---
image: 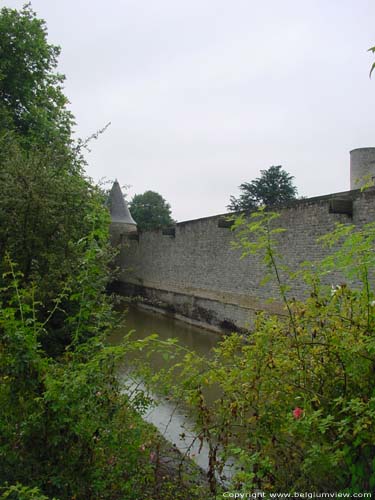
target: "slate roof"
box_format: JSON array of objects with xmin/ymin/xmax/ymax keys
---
[{"xmin": 108, "ymin": 180, "xmax": 137, "ymax": 225}]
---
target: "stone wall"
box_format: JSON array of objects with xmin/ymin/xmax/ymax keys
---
[{"xmin": 116, "ymin": 188, "xmax": 375, "ymax": 332}]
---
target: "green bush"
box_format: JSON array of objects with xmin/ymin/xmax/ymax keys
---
[
  {"xmin": 0, "ymin": 483, "xmax": 55, "ymax": 500},
  {"xmin": 0, "ymin": 3, "xmax": 115, "ymax": 353},
  {"xmin": 0, "ymin": 5, "xmax": 209, "ymax": 499},
  {"xmin": 0, "ymin": 254, "xmax": 157, "ymax": 499},
  {"xmin": 164, "ymin": 210, "xmax": 375, "ymax": 493}
]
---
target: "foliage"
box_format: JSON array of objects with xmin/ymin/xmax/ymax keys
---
[
  {"xmin": 0, "ymin": 134, "xmax": 105, "ymax": 280},
  {"xmin": 0, "ymin": 483, "xmax": 55, "ymax": 500},
  {"xmin": 0, "ymin": 253, "xmax": 210, "ymax": 500},
  {"xmin": 0, "ymin": 255, "xmax": 159, "ymax": 499},
  {"xmin": 129, "ymin": 190, "xmax": 175, "ymax": 231},
  {"xmin": 228, "ymin": 165, "xmax": 298, "ymax": 212},
  {"xmin": 0, "ymin": 4, "xmax": 73, "ymax": 151},
  {"xmin": 156, "ymin": 209, "xmax": 375, "ymax": 493},
  {"xmin": 369, "ymin": 45, "xmax": 375, "ymax": 77},
  {"xmin": 0, "ymin": 2, "xmax": 114, "ymax": 350},
  {"xmin": 0, "ymin": 5, "xmax": 210, "ymax": 500},
  {"xmin": 0, "ymin": 137, "xmax": 116, "ymax": 356}
]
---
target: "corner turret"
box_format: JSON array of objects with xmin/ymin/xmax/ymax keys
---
[
  {"xmin": 350, "ymin": 148, "xmax": 375, "ymax": 190},
  {"xmin": 108, "ymin": 180, "xmax": 137, "ymax": 244}
]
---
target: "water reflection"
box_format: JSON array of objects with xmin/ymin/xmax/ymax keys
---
[
  {"xmin": 109, "ymin": 304, "xmax": 219, "ymax": 356},
  {"xmin": 108, "ymin": 304, "xmax": 224, "ymax": 472}
]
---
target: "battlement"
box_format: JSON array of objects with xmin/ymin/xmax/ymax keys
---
[{"xmin": 111, "ymin": 150, "xmax": 375, "ymax": 333}]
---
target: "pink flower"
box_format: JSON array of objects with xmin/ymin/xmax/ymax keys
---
[{"xmin": 293, "ymin": 407, "xmax": 303, "ymax": 419}]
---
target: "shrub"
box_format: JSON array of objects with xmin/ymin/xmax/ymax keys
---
[{"xmin": 164, "ymin": 210, "xmax": 375, "ymax": 493}]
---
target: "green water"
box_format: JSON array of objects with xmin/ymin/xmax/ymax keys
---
[
  {"xmin": 109, "ymin": 304, "xmax": 219, "ymax": 357},
  {"xmin": 108, "ymin": 304, "xmax": 223, "ymax": 472}
]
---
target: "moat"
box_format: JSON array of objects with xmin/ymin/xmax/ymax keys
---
[{"xmin": 108, "ymin": 304, "xmax": 221, "ymax": 471}]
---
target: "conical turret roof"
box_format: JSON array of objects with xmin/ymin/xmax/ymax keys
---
[{"xmin": 108, "ymin": 180, "xmax": 137, "ymax": 225}]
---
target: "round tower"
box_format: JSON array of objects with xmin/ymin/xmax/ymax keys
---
[
  {"xmin": 108, "ymin": 180, "xmax": 137, "ymax": 245},
  {"xmin": 350, "ymin": 148, "xmax": 375, "ymax": 190}
]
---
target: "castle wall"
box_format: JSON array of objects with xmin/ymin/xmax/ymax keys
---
[{"xmin": 117, "ymin": 188, "xmax": 375, "ymax": 333}]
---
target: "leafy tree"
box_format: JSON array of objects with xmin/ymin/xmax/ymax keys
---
[
  {"xmin": 0, "ymin": 4, "xmax": 73, "ymax": 150},
  {"xmin": 0, "ymin": 4, "xmax": 106, "ymax": 319},
  {"xmin": 0, "ymin": 138, "xmax": 101, "ymax": 279},
  {"xmin": 228, "ymin": 165, "xmax": 298, "ymax": 212},
  {"xmin": 129, "ymin": 190, "xmax": 175, "ymax": 231},
  {"xmin": 0, "ymin": 6, "xmax": 210, "ymax": 499},
  {"xmin": 0, "ymin": 2, "xmax": 92, "ymax": 310}
]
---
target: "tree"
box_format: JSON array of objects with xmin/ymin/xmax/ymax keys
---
[
  {"xmin": 0, "ymin": 4, "xmax": 74, "ymax": 150},
  {"xmin": 129, "ymin": 190, "xmax": 175, "ymax": 231},
  {"xmin": 0, "ymin": 7, "xmax": 207, "ymax": 500},
  {"xmin": 0, "ymin": 4, "xmax": 110, "ymax": 345},
  {"xmin": 227, "ymin": 165, "xmax": 298, "ymax": 212}
]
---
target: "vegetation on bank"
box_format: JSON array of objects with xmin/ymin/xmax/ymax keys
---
[
  {"xmin": 0, "ymin": 4, "xmax": 208, "ymax": 499},
  {"xmin": 152, "ymin": 210, "xmax": 375, "ymax": 494}
]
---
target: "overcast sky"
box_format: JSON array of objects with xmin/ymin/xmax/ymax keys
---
[{"xmin": 3, "ymin": 0, "xmax": 375, "ymax": 221}]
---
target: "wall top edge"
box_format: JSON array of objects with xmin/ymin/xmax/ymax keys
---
[
  {"xmin": 174, "ymin": 188, "xmax": 374, "ymax": 226},
  {"xmin": 350, "ymin": 147, "xmax": 375, "ymax": 153},
  {"xmin": 135, "ymin": 187, "xmax": 375, "ymax": 234}
]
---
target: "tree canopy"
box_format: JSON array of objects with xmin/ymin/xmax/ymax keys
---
[
  {"xmin": 0, "ymin": 7, "xmax": 209, "ymax": 500},
  {"xmin": 0, "ymin": 4, "xmax": 73, "ymax": 150},
  {"xmin": 228, "ymin": 165, "xmax": 298, "ymax": 212},
  {"xmin": 129, "ymin": 190, "xmax": 175, "ymax": 231},
  {"xmin": 0, "ymin": 4, "xmax": 107, "ymax": 311}
]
